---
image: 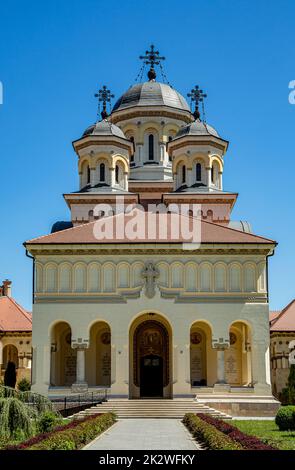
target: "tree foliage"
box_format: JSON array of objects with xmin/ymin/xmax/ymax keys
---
[{"xmin": 0, "ymin": 397, "xmax": 34, "ymax": 439}]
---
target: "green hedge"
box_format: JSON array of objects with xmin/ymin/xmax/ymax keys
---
[
  {"xmin": 28, "ymin": 412, "xmax": 116, "ymax": 450},
  {"xmin": 275, "ymin": 406, "xmax": 295, "ymax": 431},
  {"xmin": 183, "ymin": 413, "xmax": 242, "ymax": 450}
]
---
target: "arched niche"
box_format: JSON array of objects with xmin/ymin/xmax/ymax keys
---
[{"xmin": 86, "ymin": 321, "xmax": 111, "ymax": 387}]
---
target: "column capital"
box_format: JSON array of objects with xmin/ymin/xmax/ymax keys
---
[
  {"xmin": 212, "ymin": 338, "xmax": 230, "ymax": 350},
  {"xmin": 71, "ymin": 339, "xmax": 89, "ymax": 349}
]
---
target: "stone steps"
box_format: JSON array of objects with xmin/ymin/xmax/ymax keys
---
[{"xmin": 73, "ymin": 399, "xmax": 232, "ymax": 420}]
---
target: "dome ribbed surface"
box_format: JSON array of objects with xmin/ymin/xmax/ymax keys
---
[
  {"xmin": 112, "ymin": 81, "xmax": 190, "ymax": 112},
  {"xmin": 83, "ymin": 120, "xmax": 126, "ymax": 138},
  {"xmin": 175, "ymin": 119, "xmax": 219, "ymax": 139}
]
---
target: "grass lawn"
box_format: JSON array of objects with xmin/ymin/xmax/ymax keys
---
[{"xmin": 232, "ymin": 420, "xmax": 295, "ymax": 450}]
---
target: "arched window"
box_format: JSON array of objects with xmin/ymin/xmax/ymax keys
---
[
  {"xmin": 182, "ymin": 165, "xmax": 186, "ymax": 184},
  {"xmin": 99, "ymin": 163, "xmax": 105, "ymax": 182},
  {"xmin": 211, "ymin": 166, "xmax": 214, "ymax": 184},
  {"xmin": 196, "ymin": 163, "xmax": 201, "ymax": 181},
  {"xmin": 87, "ymin": 166, "xmax": 90, "ymax": 184},
  {"xmin": 148, "ymin": 134, "xmax": 154, "ymax": 160},
  {"xmin": 115, "ymin": 165, "xmax": 119, "ymax": 184}
]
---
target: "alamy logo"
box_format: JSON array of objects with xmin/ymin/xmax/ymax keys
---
[
  {"xmin": 91, "ymin": 197, "xmax": 202, "ymax": 250},
  {"xmin": 288, "ymin": 80, "xmax": 295, "ymax": 104}
]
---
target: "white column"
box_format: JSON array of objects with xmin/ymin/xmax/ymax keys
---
[
  {"xmin": 218, "ymin": 171, "xmax": 223, "ymax": 190},
  {"xmin": 110, "ymin": 167, "xmax": 115, "ymax": 187},
  {"xmin": 187, "ymin": 168, "xmax": 193, "ymax": 187},
  {"xmin": 252, "ymin": 340, "xmax": 271, "ymax": 394},
  {"xmin": 159, "ymin": 143, "xmax": 166, "ymax": 166},
  {"xmin": 110, "ymin": 325, "xmax": 129, "ymax": 398},
  {"xmin": 137, "ymin": 143, "xmax": 143, "ymax": 165},
  {"xmin": 123, "ymin": 172, "xmax": 128, "ymax": 191},
  {"xmin": 76, "ymin": 348, "xmax": 86, "ymax": 384},
  {"xmin": 90, "ymin": 167, "xmax": 96, "ymax": 187},
  {"xmin": 206, "ymin": 167, "xmax": 211, "ymax": 187},
  {"xmin": 216, "ymin": 349, "xmax": 226, "ymax": 384}
]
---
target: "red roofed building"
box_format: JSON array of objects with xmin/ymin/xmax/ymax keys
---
[
  {"xmin": 270, "ymin": 300, "xmax": 295, "ymax": 398},
  {"xmin": 0, "ymin": 280, "xmax": 32, "ymax": 383},
  {"xmin": 24, "ymin": 48, "xmax": 279, "ymax": 416}
]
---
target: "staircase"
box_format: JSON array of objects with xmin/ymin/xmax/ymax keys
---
[{"xmin": 73, "ymin": 399, "xmax": 232, "ymax": 420}]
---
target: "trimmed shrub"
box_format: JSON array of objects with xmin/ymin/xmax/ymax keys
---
[
  {"xmin": 197, "ymin": 413, "xmax": 276, "ymax": 450},
  {"xmin": 183, "ymin": 413, "xmax": 242, "ymax": 450},
  {"xmin": 280, "ymin": 365, "xmax": 295, "ymax": 405},
  {"xmin": 37, "ymin": 410, "xmax": 62, "ymax": 433},
  {"xmin": 17, "ymin": 378, "xmax": 31, "ymax": 392},
  {"xmin": 6, "ymin": 412, "xmax": 116, "ymax": 450},
  {"xmin": 275, "ymin": 406, "xmax": 295, "ymax": 431}
]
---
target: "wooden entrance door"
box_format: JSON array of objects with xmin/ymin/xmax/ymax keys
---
[{"xmin": 140, "ymin": 354, "xmax": 163, "ymax": 397}]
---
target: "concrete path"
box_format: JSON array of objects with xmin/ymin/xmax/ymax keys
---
[{"xmin": 84, "ymin": 419, "xmax": 201, "ymax": 450}]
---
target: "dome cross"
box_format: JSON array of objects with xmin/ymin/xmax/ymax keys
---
[
  {"xmin": 187, "ymin": 85, "xmax": 207, "ymax": 120},
  {"xmin": 94, "ymin": 85, "xmax": 114, "ymax": 120},
  {"xmin": 139, "ymin": 44, "xmax": 165, "ymax": 81}
]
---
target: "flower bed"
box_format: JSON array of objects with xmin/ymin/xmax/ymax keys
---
[
  {"xmin": 197, "ymin": 414, "xmax": 277, "ymax": 451},
  {"xmin": 5, "ymin": 412, "xmax": 116, "ymax": 450},
  {"xmin": 183, "ymin": 413, "xmax": 242, "ymax": 450}
]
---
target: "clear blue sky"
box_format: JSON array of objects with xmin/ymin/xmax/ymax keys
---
[{"xmin": 0, "ymin": 0, "xmax": 294, "ymax": 311}]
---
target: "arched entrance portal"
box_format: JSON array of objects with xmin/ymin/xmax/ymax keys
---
[{"xmin": 130, "ymin": 314, "xmax": 172, "ymax": 398}]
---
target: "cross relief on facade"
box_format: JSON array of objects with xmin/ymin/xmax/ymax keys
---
[{"xmin": 141, "ymin": 262, "xmax": 160, "ymax": 299}]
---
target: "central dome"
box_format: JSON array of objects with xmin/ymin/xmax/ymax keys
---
[{"xmin": 112, "ymin": 81, "xmax": 191, "ymax": 113}]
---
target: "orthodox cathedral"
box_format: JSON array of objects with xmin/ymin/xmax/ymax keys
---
[{"xmin": 25, "ymin": 46, "xmax": 279, "ymax": 415}]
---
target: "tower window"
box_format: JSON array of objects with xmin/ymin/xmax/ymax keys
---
[
  {"xmin": 148, "ymin": 134, "xmax": 154, "ymax": 160},
  {"xmin": 182, "ymin": 165, "xmax": 186, "ymax": 184},
  {"xmin": 211, "ymin": 166, "xmax": 214, "ymax": 184},
  {"xmin": 196, "ymin": 163, "xmax": 201, "ymax": 181},
  {"xmin": 87, "ymin": 166, "xmax": 91, "ymax": 184},
  {"xmin": 115, "ymin": 165, "xmax": 119, "ymax": 184},
  {"xmin": 99, "ymin": 163, "xmax": 105, "ymax": 182}
]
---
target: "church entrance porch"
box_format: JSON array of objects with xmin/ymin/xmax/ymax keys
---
[{"xmin": 129, "ymin": 313, "xmax": 172, "ymax": 399}]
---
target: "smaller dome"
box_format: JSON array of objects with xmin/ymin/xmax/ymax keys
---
[
  {"xmin": 174, "ymin": 119, "xmax": 219, "ymax": 139},
  {"xmin": 83, "ymin": 119, "xmax": 126, "ymax": 139},
  {"xmin": 51, "ymin": 221, "xmax": 73, "ymax": 233}
]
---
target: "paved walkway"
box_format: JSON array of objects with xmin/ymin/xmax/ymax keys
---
[{"xmin": 85, "ymin": 419, "xmax": 201, "ymax": 450}]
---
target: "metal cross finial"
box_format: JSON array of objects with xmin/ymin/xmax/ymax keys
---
[
  {"xmin": 139, "ymin": 44, "xmax": 165, "ymax": 81},
  {"xmin": 94, "ymin": 85, "xmax": 114, "ymax": 120},
  {"xmin": 187, "ymin": 85, "xmax": 207, "ymax": 120}
]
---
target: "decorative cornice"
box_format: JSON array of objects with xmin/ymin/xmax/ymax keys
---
[
  {"xmin": 27, "ymin": 247, "xmax": 273, "ymax": 256},
  {"xmin": 0, "ymin": 331, "xmax": 31, "ymax": 337},
  {"xmin": 168, "ymin": 138, "xmax": 227, "ymax": 154},
  {"xmin": 73, "ymin": 139, "xmax": 132, "ymax": 154},
  {"xmin": 270, "ymin": 331, "xmax": 295, "ymax": 337},
  {"xmin": 111, "ymin": 108, "xmax": 193, "ymax": 125}
]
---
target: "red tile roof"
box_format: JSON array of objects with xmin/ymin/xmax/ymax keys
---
[
  {"xmin": 270, "ymin": 299, "xmax": 295, "ymax": 332},
  {"xmin": 269, "ymin": 310, "xmax": 280, "ymax": 324},
  {"xmin": 25, "ymin": 211, "xmax": 276, "ymax": 245},
  {"xmin": 0, "ymin": 297, "xmax": 32, "ymax": 332}
]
